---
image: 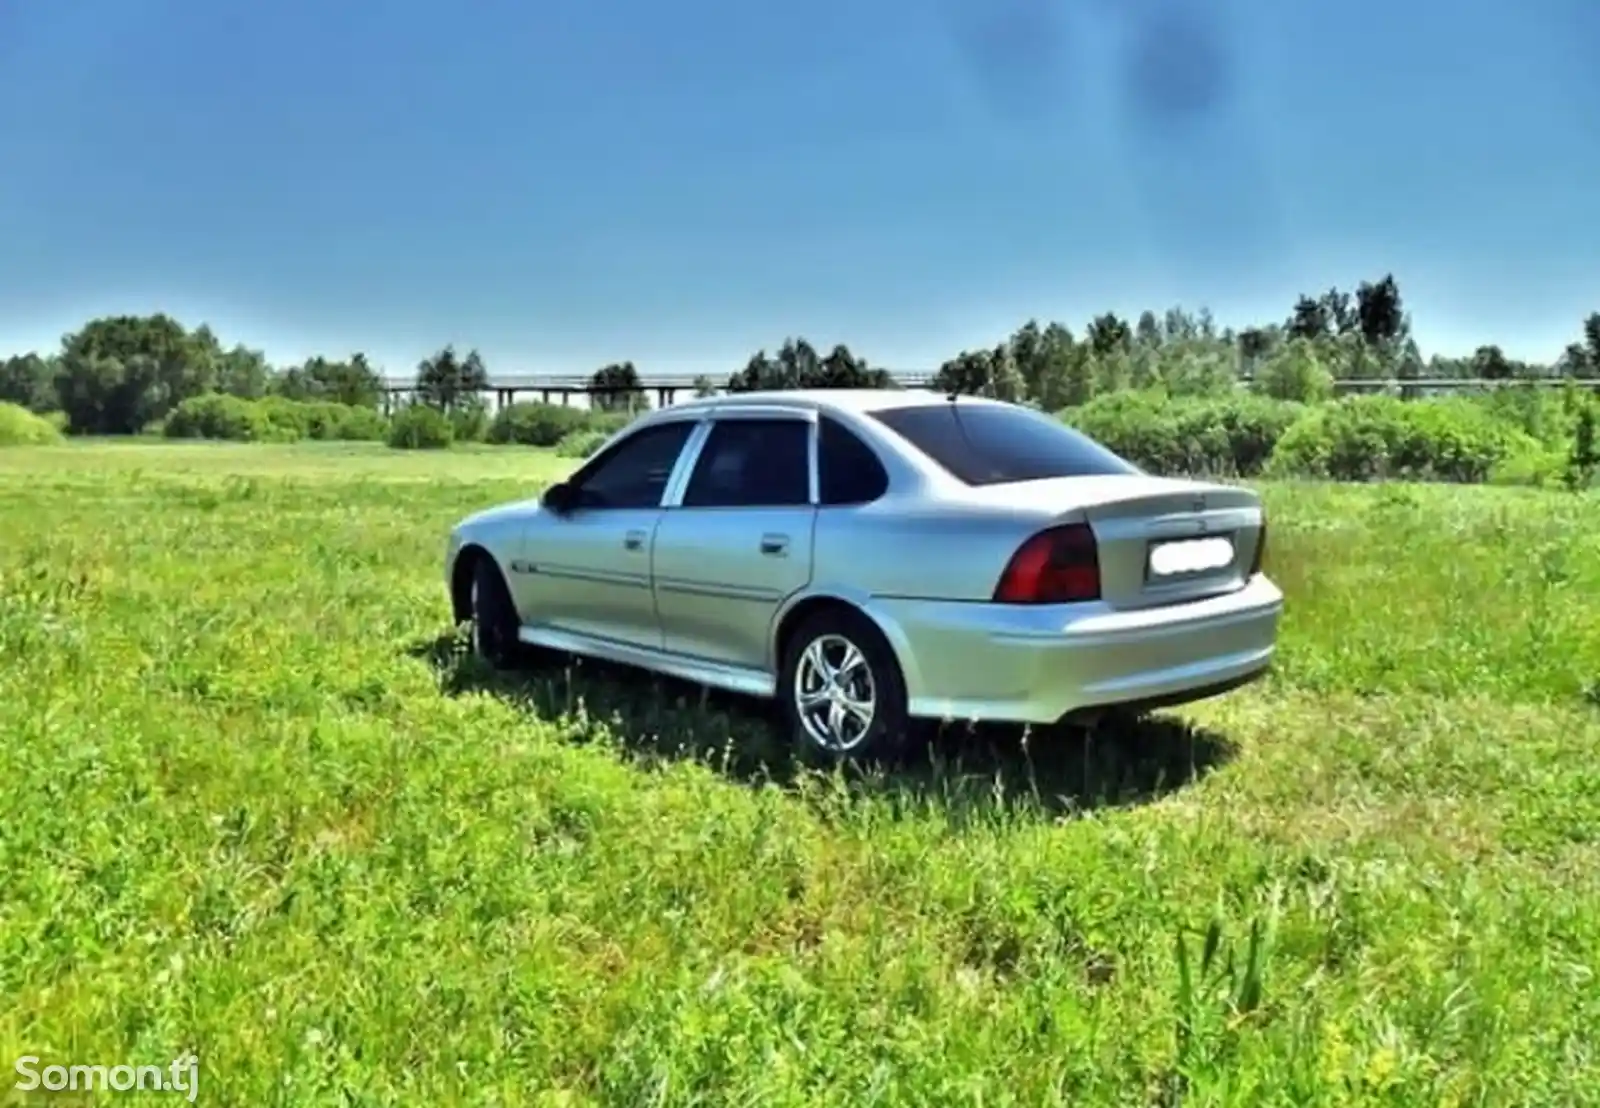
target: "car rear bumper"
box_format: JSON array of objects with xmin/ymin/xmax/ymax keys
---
[{"xmin": 872, "ymin": 574, "xmax": 1283, "ymax": 725}]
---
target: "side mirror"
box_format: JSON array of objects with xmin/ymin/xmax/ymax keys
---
[{"xmin": 541, "ymin": 482, "xmax": 575, "ymax": 514}]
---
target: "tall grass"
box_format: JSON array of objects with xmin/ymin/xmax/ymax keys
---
[{"xmin": 0, "ymin": 442, "xmax": 1596, "ymax": 1104}]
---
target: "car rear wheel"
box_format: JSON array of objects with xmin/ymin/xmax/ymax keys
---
[
  {"xmin": 469, "ymin": 558, "xmax": 523, "ymax": 669},
  {"xmin": 779, "ymin": 608, "xmax": 910, "ymax": 764}
]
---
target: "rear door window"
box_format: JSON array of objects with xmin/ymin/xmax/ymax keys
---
[
  {"xmin": 682, "ymin": 418, "xmax": 811, "ymax": 507},
  {"xmin": 868, "ymin": 401, "xmax": 1138, "ymax": 486}
]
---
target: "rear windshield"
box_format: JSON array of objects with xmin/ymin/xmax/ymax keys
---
[{"xmin": 868, "ymin": 401, "xmax": 1139, "ymax": 486}]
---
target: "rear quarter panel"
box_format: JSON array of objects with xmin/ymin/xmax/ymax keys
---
[{"xmin": 810, "ymin": 499, "xmax": 1043, "ymax": 601}]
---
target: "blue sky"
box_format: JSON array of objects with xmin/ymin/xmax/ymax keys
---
[{"xmin": 1, "ymin": 0, "xmax": 1596, "ymax": 378}]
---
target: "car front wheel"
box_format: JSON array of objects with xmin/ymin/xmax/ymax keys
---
[
  {"xmin": 469, "ymin": 558, "xmax": 523, "ymax": 669},
  {"xmin": 779, "ymin": 608, "xmax": 911, "ymax": 764}
]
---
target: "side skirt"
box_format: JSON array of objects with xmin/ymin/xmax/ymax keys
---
[{"xmin": 517, "ymin": 625, "xmax": 777, "ymax": 699}]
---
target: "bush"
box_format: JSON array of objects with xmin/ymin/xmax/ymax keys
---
[
  {"xmin": 1462, "ymin": 382, "xmax": 1577, "ymax": 447},
  {"xmin": 1250, "ymin": 338, "xmax": 1334, "ymax": 403},
  {"xmin": 1065, "ymin": 391, "xmax": 1304, "ymax": 477},
  {"xmin": 386, "ymin": 404, "xmax": 454, "ymax": 449},
  {"xmin": 164, "ymin": 394, "xmax": 385, "ymax": 442},
  {"xmin": 484, "ymin": 402, "xmax": 585, "ymax": 447},
  {"xmin": 586, "ymin": 409, "xmax": 634, "ymax": 435},
  {"xmin": 450, "ymin": 402, "xmax": 491, "ymax": 443},
  {"xmin": 0, "ymin": 402, "xmax": 65, "ymax": 446},
  {"xmin": 164, "ymin": 394, "xmax": 279, "ymax": 441},
  {"xmin": 1568, "ymin": 399, "xmax": 1598, "ymax": 491},
  {"xmin": 1490, "ymin": 446, "xmax": 1568, "ymax": 489},
  {"xmin": 309, "ymin": 402, "xmax": 387, "ymax": 441},
  {"xmin": 1267, "ymin": 395, "xmax": 1538, "ymax": 484},
  {"xmin": 260, "ymin": 397, "xmax": 387, "ymax": 441},
  {"xmin": 555, "ymin": 428, "xmax": 611, "ymax": 459}
]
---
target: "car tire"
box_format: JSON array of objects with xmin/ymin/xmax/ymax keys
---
[
  {"xmin": 469, "ymin": 557, "xmax": 524, "ymax": 670},
  {"xmin": 778, "ymin": 607, "xmax": 912, "ymax": 764}
]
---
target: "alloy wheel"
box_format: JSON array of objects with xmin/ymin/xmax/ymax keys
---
[{"xmin": 792, "ymin": 633, "xmax": 878, "ymax": 751}]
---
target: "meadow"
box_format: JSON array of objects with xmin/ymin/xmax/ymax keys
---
[{"xmin": 1, "ymin": 440, "xmax": 1598, "ymax": 1106}]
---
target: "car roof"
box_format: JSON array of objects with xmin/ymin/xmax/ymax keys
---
[{"xmin": 647, "ymin": 388, "xmax": 1010, "ymax": 420}]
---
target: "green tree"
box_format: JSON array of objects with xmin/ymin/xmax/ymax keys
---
[
  {"xmin": 1236, "ymin": 328, "xmax": 1275, "ymax": 377},
  {"xmin": 1056, "ymin": 346, "xmax": 1095, "ymax": 409},
  {"xmin": 1286, "ymin": 295, "xmax": 1328, "ymax": 341},
  {"xmin": 1355, "ymin": 275, "xmax": 1404, "ymax": 348},
  {"xmin": 933, "ymin": 347, "xmax": 1021, "ymax": 400},
  {"xmin": 1567, "ymin": 399, "xmax": 1597, "ymax": 490},
  {"xmin": 1030, "ymin": 322, "xmax": 1086, "ymax": 409},
  {"xmin": 1558, "ymin": 343, "xmax": 1590, "ymax": 379},
  {"xmin": 52, "ymin": 314, "xmax": 218, "ymax": 432},
  {"xmin": 1009, "ymin": 320, "xmax": 1044, "ymax": 396},
  {"xmin": 775, "ymin": 338, "xmax": 820, "ymax": 385},
  {"xmin": 987, "ymin": 343, "xmax": 1025, "ymax": 401},
  {"xmin": 272, "ymin": 354, "xmax": 383, "ymax": 407},
  {"xmin": 1252, "ymin": 338, "xmax": 1333, "ymax": 402},
  {"xmin": 415, "ymin": 346, "xmax": 488, "ymax": 412},
  {"xmin": 1163, "ymin": 306, "xmax": 1198, "ymax": 343},
  {"xmin": 216, "ymin": 345, "xmax": 272, "ymax": 399},
  {"xmin": 1086, "ymin": 312, "xmax": 1131, "ymax": 357},
  {"xmin": 1091, "ymin": 347, "xmax": 1133, "ymax": 394},
  {"xmin": 0, "ymin": 353, "xmax": 57, "ymax": 412},
  {"xmin": 591, "ymin": 361, "xmax": 645, "ymax": 412},
  {"xmin": 821, "ymin": 344, "xmax": 892, "ymax": 388},
  {"xmin": 728, "ymin": 339, "xmax": 817, "ymax": 392},
  {"xmin": 1327, "ymin": 331, "xmax": 1383, "ymax": 380},
  {"xmin": 1472, "ymin": 345, "xmax": 1513, "ymax": 381},
  {"xmin": 1320, "ymin": 287, "xmax": 1356, "ymax": 335},
  {"xmin": 1582, "ymin": 313, "xmax": 1600, "ymax": 377},
  {"xmin": 1154, "ymin": 339, "xmax": 1236, "ymax": 398},
  {"xmin": 726, "ymin": 350, "xmax": 788, "ymax": 392},
  {"xmin": 725, "ymin": 338, "xmax": 890, "ymax": 392},
  {"xmin": 1392, "ymin": 336, "xmax": 1426, "ymax": 398},
  {"xmin": 53, "ymin": 352, "xmax": 165, "ymax": 434},
  {"xmin": 339, "ymin": 354, "xmax": 384, "ymax": 407}
]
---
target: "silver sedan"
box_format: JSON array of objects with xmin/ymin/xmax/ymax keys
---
[{"xmin": 445, "ymin": 389, "xmax": 1283, "ymax": 761}]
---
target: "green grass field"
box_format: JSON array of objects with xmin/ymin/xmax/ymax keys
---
[{"xmin": 2, "ymin": 441, "xmax": 1599, "ymax": 1106}]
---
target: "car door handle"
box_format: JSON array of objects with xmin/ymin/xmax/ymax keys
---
[
  {"xmin": 759, "ymin": 533, "xmax": 789, "ymax": 556},
  {"xmin": 623, "ymin": 529, "xmax": 647, "ymax": 551}
]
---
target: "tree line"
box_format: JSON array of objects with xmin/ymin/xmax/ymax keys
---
[{"xmin": 4, "ymin": 274, "xmax": 1598, "ymax": 434}]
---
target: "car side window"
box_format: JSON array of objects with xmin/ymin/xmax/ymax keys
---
[
  {"xmin": 571, "ymin": 421, "xmax": 696, "ymax": 509},
  {"xmin": 682, "ymin": 419, "xmax": 811, "ymax": 508},
  {"xmin": 818, "ymin": 417, "xmax": 888, "ymax": 505}
]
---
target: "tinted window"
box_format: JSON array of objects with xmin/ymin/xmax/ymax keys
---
[
  {"xmin": 869, "ymin": 401, "xmax": 1137, "ymax": 486},
  {"xmin": 818, "ymin": 417, "xmax": 888, "ymax": 505},
  {"xmin": 572, "ymin": 421, "xmax": 695, "ymax": 509},
  {"xmin": 683, "ymin": 419, "xmax": 810, "ymax": 507}
]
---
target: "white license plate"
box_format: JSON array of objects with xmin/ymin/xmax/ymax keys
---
[{"xmin": 1147, "ymin": 536, "xmax": 1234, "ymax": 578}]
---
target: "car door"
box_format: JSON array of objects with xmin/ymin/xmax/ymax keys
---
[
  {"xmin": 651, "ymin": 414, "xmax": 817, "ymax": 672},
  {"xmin": 516, "ymin": 418, "xmax": 700, "ymax": 650}
]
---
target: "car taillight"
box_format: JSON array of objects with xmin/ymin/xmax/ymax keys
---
[
  {"xmin": 1249, "ymin": 513, "xmax": 1267, "ymax": 576},
  {"xmin": 993, "ymin": 523, "xmax": 1101, "ymax": 604}
]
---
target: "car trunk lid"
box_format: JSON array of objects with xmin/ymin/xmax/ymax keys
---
[
  {"xmin": 959, "ymin": 474, "xmax": 1264, "ymax": 609},
  {"xmin": 1077, "ymin": 478, "xmax": 1260, "ymax": 608}
]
